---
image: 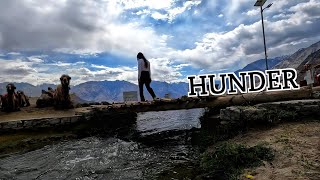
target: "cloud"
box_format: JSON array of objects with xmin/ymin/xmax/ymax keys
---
[
  {"xmin": 0, "ymin": 56, "xmax": 89, "ymax": 85},
  {"xmin": 0, "ymin": 54, "xmax": 189, "ymax": 85},
  {"xmin": 0, "ymin": 0, "xmax": 171, "ymax": 57},
  {"xmin": 169, "ymin": 0, "xmax": 320, "ymax": 70},
  {"xmin": 0, "ymin": 59, "xmax": 37, "ymax": 82},
  {"xmin": 149, "ymin": 58, "xmax": 189, "ymax": 82},
  {"xmin": 165, "ymin": 0, "xmax": 201, "ymax": 22},
  {"xmin": 66, "ymin": 66, "xmax": 138, "ymax": 85},
  {"xmin": 0, "ymin": 0, "xmax": 319, "ymax": 86},
  {"xmin": 28, "ymin": 56, "xmax": 45, "ymax": 63},
  {"xmin": 132, "ymin": 0, "xmax": 201, "ymax": 23},
  {"xmin": 119, "ymin": 0, "xmax": 174, "ymax": 10},
  {"xmin": 151, "ymin": 12, "xmax": 169, "ymax": 21},
  {"xmin": 7, "ymin": 52, "xmax": 21, "ymax": 55},
  {"xmin": 243, "ymin": 9, "xmax": 259, "ymax": 16}
]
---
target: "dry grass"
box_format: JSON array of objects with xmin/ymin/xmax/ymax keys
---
[{"xmin": 228, "ymin": 121, "xmax": 320, "ymax": 180}]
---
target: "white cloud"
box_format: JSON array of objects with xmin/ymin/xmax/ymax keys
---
[
  {"xmin": 0, "ymin": 57, "xmax": 90, "ymax": 85},
  {"xmin": 119, "ymin": 0, "xmax": 174, "ymax": 10},
  {"xmin": 0, "ymin": 55, "xmax": 189, "ymax": 85},
  {"xmin": 0, "ymin": 59, "xmax": 38, "ymax": 83},
  {"xmin": 27, "ymin": 55, "xmax": 47, "ymax": 63},
  {"xmin": 149, "ymin": 58, "xmax": 187, "ymax": 82},
  {"xmin": 135, "ymin": 9, "xmax": 151, "ymax": 16},
  {"xmin": 145, "ymin": 0, "xmax": 202, "ymax": 23},
  {"xmin": 166, "ymin": 0, "xmax": 201, "ymax": 22},
  {"xmin": 7, "ymin": 52, "xmax": 21, "ymax": 56},
  {"xmin": 169, "ymin": 0, "xmax": 320, "ymax": 70},
  {"xmin": 272, "ymin": 13, "xmax": 291, "ymax": 19},
  {"xmin": 0, "ymin": 0, "xmax": 319, "ymax": 85},
  {"xmin": 243, "ymin": 9, "xmax": 259, "ymax": 16},
  {"xmin": 151, "ymin": 12, "xmax": 168, "ymax": 21},
  {"xmin": 218, "ymin": 14, "xmax": 224, "ymax": 18},
  {"xmin": 67, "ymin": 65, "xmax": 138, "ymax": 85}
]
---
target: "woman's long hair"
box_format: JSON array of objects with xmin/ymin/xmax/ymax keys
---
[{"xmin": 137, "ymin": 52, "xmax": 148, "ymax": 68}]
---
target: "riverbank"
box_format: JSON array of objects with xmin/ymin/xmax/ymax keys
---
[
  {"xmin": 2, "ymin": 119, "xmax": 318, "ymax": 179},
  {"xmin": 229, "ymin": 120, "xmax": 320, "ymax": 180},
  {"xmin": 158, "ymin": 99, "xmax": 320, "ymax": 179},
  {"xmin": 0, "ymin": 98, "xmax": 319, "ymax": 179},
  {"xmin": 0, "ymin": 131, "xmax": 77, "ymax": 158},
  {"xmin": 0, "ymin": 109, "xmax": 203, "ymax": 179}
]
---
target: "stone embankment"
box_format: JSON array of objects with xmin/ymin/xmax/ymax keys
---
[
  {"xmin": 0, "ymin": 115, "xmax": 84, "ymax": 132},
  {"xmin": 220, "ymin": 99, "xmax": 320, "ymax": 122},
  {"xmin": 1, "ymin": 85, "xmax": 320, "ymax": 133},
  {"xmin": 0, "ymin": 107, "xmax": 137, "ymax": 134},
  {"xmin": 1, "ymin": 99, "xmax": 320, "ymax": 133}
]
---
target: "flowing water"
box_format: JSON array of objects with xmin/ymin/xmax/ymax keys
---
[{"xmin": 0, "ymin": 109, "xmax": 204, "ymax": 180}]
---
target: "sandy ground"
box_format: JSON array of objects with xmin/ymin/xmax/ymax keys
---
[
  {"xmin": 230, "ymin": 121, "xmax": 320, "ymax": 180},
  {"xmin": 0, "ymin": 97, "xmax": 88, "ymax": 122}
]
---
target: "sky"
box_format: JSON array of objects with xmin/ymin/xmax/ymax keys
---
[{"xmin": 0, "ymin": 0, "xmax": 319, "ymax": 85}]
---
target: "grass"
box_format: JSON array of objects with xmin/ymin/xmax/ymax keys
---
[{"xmin": 200, "ymin": 143, "xmax": 275, "ymax": 180}]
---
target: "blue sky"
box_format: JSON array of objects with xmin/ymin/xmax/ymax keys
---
[{"xmin": 0, "ymin": 0, "xmax": 319, "ymax": 85}]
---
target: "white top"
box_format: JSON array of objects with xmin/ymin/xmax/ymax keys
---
[
  {"xmin": 138, "ymin": 58, "xmax": 151, "ymax": 79},
  {"xmin": 304, "ymin": 70, "xmax": 314, "ymax": 85}
]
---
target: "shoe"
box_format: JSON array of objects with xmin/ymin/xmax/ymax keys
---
[{"xmin": 153, "ymin": 97, "xmax": 160, "ymax": 101}]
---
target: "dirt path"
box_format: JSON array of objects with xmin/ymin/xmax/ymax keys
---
[
  {"xmin": 0, "ymin": 97, "xmax": 88, "ymax": 122},
  {"xmin": 229, "ymin": 121, "xmax": 320, "ymax": 180}
]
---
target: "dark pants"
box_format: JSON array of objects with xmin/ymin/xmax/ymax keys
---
[{"xmin": 139, "ymin": 71, "xmax": 156, "ymax": 101}]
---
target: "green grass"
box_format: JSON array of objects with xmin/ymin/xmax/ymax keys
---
[{"xmin": 200, "ymin": 143, "xmax": 275, "ymax": 180}]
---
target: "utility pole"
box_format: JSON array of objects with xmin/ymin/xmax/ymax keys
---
[{"xmin": 254, "ymin": 0, "xmax": 273, "ymax": 70}]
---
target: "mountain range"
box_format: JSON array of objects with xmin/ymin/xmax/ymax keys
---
[
  {"xmin": 0, "ymin": 81, "xmax": 188, "ymax": 102},
  {"xmin": 1, "ymin": 41, "xmax": 320, "ymax": 102}
]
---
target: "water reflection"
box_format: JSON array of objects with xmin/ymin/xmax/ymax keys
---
[{"xmin": 137, "ymin": 108, "xmax": 203, "ymax": 135}]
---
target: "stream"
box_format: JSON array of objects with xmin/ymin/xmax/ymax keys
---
[{"xmin": 0, "ymin": 108, "xmax": 204, "ymax": 179}]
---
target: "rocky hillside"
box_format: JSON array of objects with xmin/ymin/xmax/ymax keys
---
[
  {"xmin": 0, "ymin": 83, "xmax": 55, "ymax": 97},
  {"xmin": 296, "ymin": 49, "xmax": 320, "ymax": 82},
  {"xmin": 0, "ymin": 81, "xmax": 189, "ymax": 102},
  {"xmin": 235, "ymin": 56, "xmax": 287, "ymax": 74},
  {"xmin": 71, "ymin": 80, "xmax": 188, "ymax": 102},
  {"xmin": 234, "ymin": 40, "xmax": 320, "ymax": 84},
  {"xmin": 272, "ymin": 41, "xmax": 320, "ymax": 69}
]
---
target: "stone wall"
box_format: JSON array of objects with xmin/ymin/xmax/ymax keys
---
[
  {"xmin": 1, "ymin": 99, "xmax": 319, "ymax": 133},
  {"xmin": 0, "ymin": 109, "xmax": 137, "ymax": 134},
  {"xmin": 0, "ymin": 115, "xmax": 85, "ymax": 133},
  {"xmin": 220, "ymin": 99, "xmax": 320, "ymax": 123}
]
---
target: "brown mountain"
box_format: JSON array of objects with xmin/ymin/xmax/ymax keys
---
[{"xmin": 272, "ymin": 41, "xmax": 320, "ymax": 70}]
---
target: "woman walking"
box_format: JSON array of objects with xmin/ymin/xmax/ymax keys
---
[{"xmin": 137, "ymin": 52, "xmax": 157, "ymax": 101}]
